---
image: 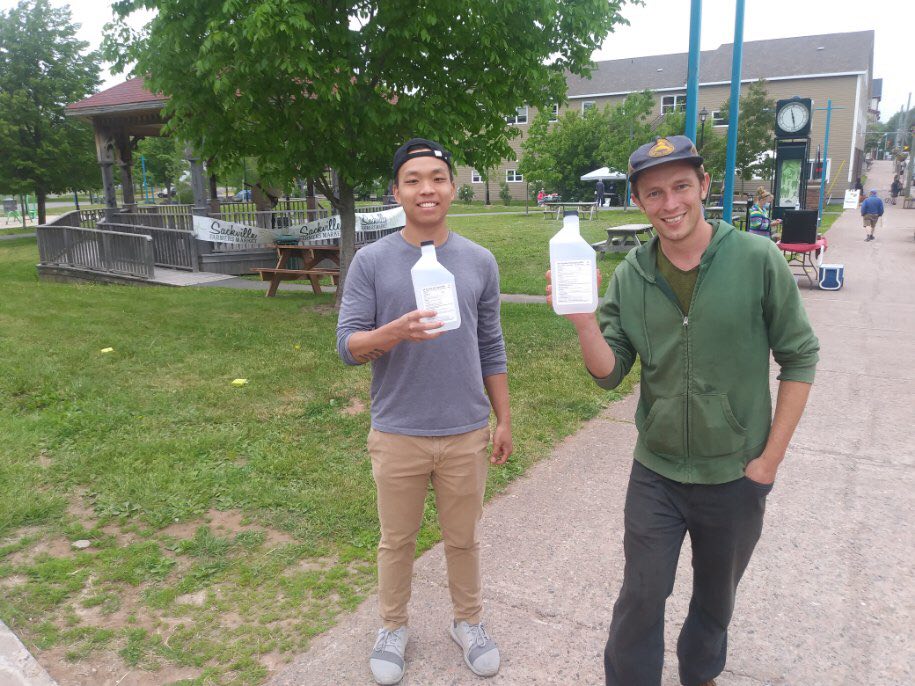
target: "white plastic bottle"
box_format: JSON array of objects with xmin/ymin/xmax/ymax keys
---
[
  {"xmin": 411, "ymin": 240, "xmax": 461, "ymax": 332},
  {"xmin": 549, "ymin": 210, "xmax": 598, "ymax": 315}
]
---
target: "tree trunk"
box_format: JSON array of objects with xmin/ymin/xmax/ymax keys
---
[
  {"xmin": 335, "ymin": 179, "xmax": 357, "ymax": 311},
  {"xmin": 37, "ymin": 188, "xmax": 47, "ymax": 225},
  {"xmin": 208, "ymin": 172, "xmax": 219, "ymax": 214}
]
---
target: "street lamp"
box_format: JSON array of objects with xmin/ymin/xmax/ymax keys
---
[{"xmin": 699, "ymin": 107, "xmax": 709, "ymax": 150}]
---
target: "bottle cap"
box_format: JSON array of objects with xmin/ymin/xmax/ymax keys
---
[
  {"xmin": 420, "ymin": 240, "xmax": 434, "ymax": 246},
  {"xmin": 564, "ymin": 210, "xmax": 579, "ymax": 217}
]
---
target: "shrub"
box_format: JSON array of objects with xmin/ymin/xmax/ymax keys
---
[
  {"xmin": 499, "ymin": 182, "xmax": 512, "ymax": 206},
  {"xmin": 458, "ymin": 184, "xmax": 476, "ymax": 204}
]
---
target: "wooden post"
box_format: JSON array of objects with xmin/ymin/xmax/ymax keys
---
[{"xmin": 93, "ymin": 122, "xmax": 119, "ymax": 223}]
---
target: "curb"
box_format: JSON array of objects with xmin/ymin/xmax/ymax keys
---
[{"xmin": 0, "ymin": 620, "xmax": 57, "ymax": 686}]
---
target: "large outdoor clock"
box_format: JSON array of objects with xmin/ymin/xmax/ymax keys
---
[{"xmin": 775, "ymin": 97, "xmax": 812, "ymax": 138}]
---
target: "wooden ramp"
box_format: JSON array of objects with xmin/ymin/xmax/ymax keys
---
[{"xmin": 151, "ymin": 268, "xmax": 236, "ymax": 286}]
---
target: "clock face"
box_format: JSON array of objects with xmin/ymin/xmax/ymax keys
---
[{"xmin": 777, "ymin": 102, "xmax": 810, "ymax": 134}]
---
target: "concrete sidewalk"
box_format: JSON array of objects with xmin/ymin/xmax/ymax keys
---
[{"xmin": 269, "ymin": 159, "xmax": 914, "ymax": 685}]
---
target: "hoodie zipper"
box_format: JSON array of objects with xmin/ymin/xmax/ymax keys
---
[{"xmin": 683, "ymin": 314, "xmax": 689, "ymax": 479}]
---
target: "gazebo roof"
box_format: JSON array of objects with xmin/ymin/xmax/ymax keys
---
[{"xmin": 67, "ymin": 76, "xmax": 168, "ymax": 117}]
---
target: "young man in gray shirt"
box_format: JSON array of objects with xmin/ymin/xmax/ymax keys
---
[{"xmin": 336, "ymin": 138, "xmax": 512, "ymax": 684}]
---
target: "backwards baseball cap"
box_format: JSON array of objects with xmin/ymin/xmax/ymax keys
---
[
  {"xmin": 392, "ymin": 138, "xmax": 453, "ymax": 181},
  {"xmin": 869, "ymin": 189, "xmax": 878, "ymax": 195},
  {"xmin": 628, "ymin": 135, "xmax": 703, "ymax": 182}
]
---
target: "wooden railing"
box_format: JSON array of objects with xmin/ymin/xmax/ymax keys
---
[
  {"xmin": 105, "ymin": 222, "xmax": 198, "ymax": 271},
  {"xmin": 37, "ymin": 224, "xmax": 155, "ymax": 279}
]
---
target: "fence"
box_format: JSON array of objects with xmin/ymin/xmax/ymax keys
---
[
  {"xmin": 37, "ymin": 224, "xmax": 155, "ymax": 279},
  {"xmin": 105, "ymin": 222, "xmax": 198, "ymax": 271}
]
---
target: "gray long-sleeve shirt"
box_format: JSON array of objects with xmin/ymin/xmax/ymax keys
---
[{"xmin": 336, "ymin": 231, "xmax": 507, "ymax": 436}]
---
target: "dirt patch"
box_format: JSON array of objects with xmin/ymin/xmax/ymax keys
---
[
  {"xmin": 174, "ymin": 590, "xmax": 207, "ymax": 607},
  {"xmin": 0, "ymin": 574, "xmax": 28, "ymax": 588},
  {"xmin": 207, "ymin": 509, "xmax": 297, "ymax": 547},
  {"xmin": 7, "ymin": 536, "xmax": 74, "ymax": 566},
  {"xmin": 305, "ymin": 303, "xmax": 336, "ymax": 315},
  {"xmin": 40, "ymin": 649, "xmax": 202, "ymax": 686},
  {"xmin": 66, "ymin": 491, "xmax": 99, "ymax": 530},
  {"xmin": 341, "ymin": 398, "xmax": 367, "ymax": 416}
]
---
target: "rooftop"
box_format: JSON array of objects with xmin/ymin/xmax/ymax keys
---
[{"xmin": 567, "ymin": 30, "xmax": 875, "ymax": 97}]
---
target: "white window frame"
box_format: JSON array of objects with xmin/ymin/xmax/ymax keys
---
[
  {"xmin": 549, "ymin": 103, "xmax": 559, "ymax": 122},
  {"xmin": 712, "ymin": 110, "xmax": 728, "ymax": 126},
  {"xmin": 506, "ymin": 169, "xmax": 524, "ymax": 183},
  {"xmin": 506, "ymin": 106, "xmax": 529, "ymax": 125},
  {"xmin": 582, "ymin": 100, "xmax": 596, "ymax": 112},
  {"xmin": 807, "ymin": 158, "xmax": 831, "ymax": 182},
  {"xmin": 471, "ymin": 169, "xmax": 483, "ymax": 184},
  {"xmin": 662, "ymin": 94, "xmax": 687, "ymax": 114}
]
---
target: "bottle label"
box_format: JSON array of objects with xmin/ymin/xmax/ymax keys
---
[
  {"xmin": 421, "ymin": 283, "xmax": 458, "ymax": 323},
  {"xmin": 554, "ymin": 260, "xmax": 593, "ymax": 305}
]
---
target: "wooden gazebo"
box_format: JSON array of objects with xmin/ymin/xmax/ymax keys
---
[{"xmin": 66, "ymin": 76, "xmax": 209, "ymax": 219}]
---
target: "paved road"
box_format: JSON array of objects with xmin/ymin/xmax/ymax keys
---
[{"xmin": 269, "ymin": 159, "xmax": 915, "ymax": 686}]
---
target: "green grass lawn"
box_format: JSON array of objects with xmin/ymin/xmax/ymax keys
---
[{"xmin": 0, "ymin": 237, "xmax": 635, "ymax": 684}]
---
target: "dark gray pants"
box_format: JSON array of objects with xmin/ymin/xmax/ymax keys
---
[{"xmin": 604, "ymin": 460, "xmax": 771, "ymax": 686}]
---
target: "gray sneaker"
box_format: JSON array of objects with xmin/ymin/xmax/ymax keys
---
[
  {"xmin": 450, "ymin": 620, "xmax": 500, "ymax": 677},
  {"xmin": 369, "ymin": 626, "xmax": 408, "ymax": 685}
]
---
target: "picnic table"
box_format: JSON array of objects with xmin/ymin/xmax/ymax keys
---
[
  {"xmin": 592, "ymin": 223, "xmax": 654, "ymax": 255},
  {"xmin": 252, "ymin": 243, "xmax": 342, "ymax": 296},
  {"xmin": 777, "ymin": 236, "xmax": 827, "ymax": 288},
  {"xmin": 542, "ymin": 201, "xmax": 599, "ymax": 220}
]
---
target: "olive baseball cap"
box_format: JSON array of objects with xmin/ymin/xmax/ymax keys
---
[
  {"xmin": 628, "ymin": 135, "xmax": 703, "ymax": 182},
  {"xmin": 392, "ymin": 138, "xmax": 453, "ymax": 180}
]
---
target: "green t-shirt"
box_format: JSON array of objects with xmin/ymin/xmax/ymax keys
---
[{"xmin": 656, "ymin": 246, "xmax": 698, "ymax": 315}]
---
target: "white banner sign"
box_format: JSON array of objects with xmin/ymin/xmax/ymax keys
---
[
  {"xmin": 193, "ymin": 206, "xmax": 406, "ymax": 245},
  {"xmin": 843, "ymin": 188, "xmax": 860, "ymax": 210}
]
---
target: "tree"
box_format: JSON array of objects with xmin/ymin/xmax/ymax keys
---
[
  {"xmin": 520, "ymin": 106, "xmax": 609, "ymax": 201},
  {"xmin": 133, "ymin": 136, "xmax": 187, "ymax": 199},
  {"xmin": 104, "ymin": 0, "xmax": 636, "ymax": 304},
  {"xmin": 0, "ymin": 0, "xmax": 101, "ymax": 224},
  {"xmin": 702, "ymin": 79, "xmax": 776, "ymax": 182},
  {"xmin": 520, "ymin": 91, "xmax": 662, "ymax": 201}
]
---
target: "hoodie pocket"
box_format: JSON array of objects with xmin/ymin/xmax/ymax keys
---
[
  {"xmin": 640, "ymin": 395, "xmax": 686, "ymax": 457},
  {"xmin": 688, "ymin": 393, "xmax": 747, "ymax": 457}
]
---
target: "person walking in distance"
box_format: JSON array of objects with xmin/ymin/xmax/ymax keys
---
[
  {"xmin": 548, "ymin": 135, "xmax": 819, "ymax": 686},
  {"xmin": 337, "ymin": 138, "xmax": 512, "ymax": 684},
  {"xmin": 860, "ymin": 188, "xmax": 884, "ymax": 241}
]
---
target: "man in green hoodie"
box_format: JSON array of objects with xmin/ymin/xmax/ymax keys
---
[{"xmin": 548, "ymin": 136, "xmax": 819, "ymax": 686}]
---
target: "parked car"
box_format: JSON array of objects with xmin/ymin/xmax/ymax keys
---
[
  {"xmin": 234, "ymin": 189, "xmax": 252, "ymax": 201},
  {"xmin": 156, "ymin": 188, "xmax": 176, "ymax": 198}
]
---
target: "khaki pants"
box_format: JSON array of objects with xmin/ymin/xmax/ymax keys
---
[{"xmin": 368, "ymin": 426, "xmax": 490, "ymax": 629}]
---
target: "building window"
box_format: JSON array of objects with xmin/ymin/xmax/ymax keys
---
[
  {"xmin": 506, "ymin": 170, "xmax": 524, "ymax": 183},
  {"xmin": 549, "ymin": 103, "xmax": 559, "ymax": 121},
  {"xmin": 471, "ymin": 169, "xmax": 483, "ymax": 183},
  {"xmin": 582, "ymin": 101, "xmax": 596, "ymax": 112},
  {"xmin": 712, "ymin": 110, "xmax": 728, "ymax": 126},
  {"xmin": 807, "ymin": 158, "xmax": 831, "ymax": 182},
  {"xmin": 662, "ymin": 94, "xmax": 687, "ymax": 114},
  {"xmin": 506, "ymin": 106, "xmax": 528, "ymax": 125}
]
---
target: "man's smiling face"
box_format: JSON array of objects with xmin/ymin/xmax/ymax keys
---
[
  {"xmin": 393, "ymin": 153, "xmax": 455, "ymax": 228},
  {"xmin": 632, "ymin": 161, "xmax": 710, "ymax": 244}
]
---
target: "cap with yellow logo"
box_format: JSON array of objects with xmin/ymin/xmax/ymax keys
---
[{"xmin": 628, "ymin": 135, "xmax": 703, "ymax": 182}]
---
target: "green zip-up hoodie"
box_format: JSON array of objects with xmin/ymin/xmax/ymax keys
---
[{"xmin": 596, "ymin": 220, "xmax": 819, "ymax": 484}]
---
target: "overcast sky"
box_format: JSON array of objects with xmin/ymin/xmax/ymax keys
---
[{"xmin": 3, "ymin": 0, "xmax": 910, "ymax": 122}]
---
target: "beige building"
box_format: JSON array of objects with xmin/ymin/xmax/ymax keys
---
[{"xmin": 455, "ymin": 30, "xmax": 876, "ymax": 203}]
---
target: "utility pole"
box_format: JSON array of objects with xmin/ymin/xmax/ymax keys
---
[
  {"xmin": 722, "ymin": 0, "xmax": 745, "ymax": 223},
  {"xmin": 684, "ymin": 0, "xmax": 702, "ymax": 143},
  {"xmin": 903, "ymin": 93, "xmax": 913, "ymax": 196}
]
